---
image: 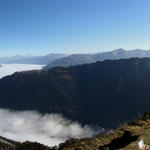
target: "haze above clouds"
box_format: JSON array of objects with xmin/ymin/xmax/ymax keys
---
[
  {"xmin": 0, "ymin": 64, "xmax": 45, "ymax": 79},
  {"xmin": 0, "ymin": 109, "xmax": 99, "ymax": 146}
]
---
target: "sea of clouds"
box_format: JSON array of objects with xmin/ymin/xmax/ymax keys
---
[
  {"xmin": 0, "ymin": 109, "xmax": 99, "ymax": 147},
  {"xmin": 0, "ymin": 64, "xmax": 45, "ymax": 79},
  {"xmin": 0, "ymin": 64, "xmax": 101, "ymax": 147}
]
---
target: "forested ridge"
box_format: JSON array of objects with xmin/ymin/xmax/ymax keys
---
[{"xmin": 1, "ymin": 58, "xmax": 150, "ymax": 127}]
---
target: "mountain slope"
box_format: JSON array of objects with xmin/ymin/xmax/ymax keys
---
[
  {"xmin": 54, "ymin": 113, "xmax": 150, "ymax": 150},
  {"xmin": 0, "ymin": 137, "xmax": 51, "ymax": 150},
  {"xmin": 44, "ymin": 49, "xmax": 150, "ymax": 69},
  {"xmin": 0, "ymin": 136, "xmax": 17, "ymax": 150},
  {"xmin": 43, "ymin": 54, "xmax": 95, "ymax": 69},
  {"xmin": 1, "ymin": 58, "xmax": 150, "ymax": 127},
  {"xmin": 93, "ymin": 48, "xmax": 150, "ymax": 61}
]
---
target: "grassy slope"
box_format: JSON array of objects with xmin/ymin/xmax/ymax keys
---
[{"xmin": 57, "ymin": 113, "xmax": 150, "ymax": 150}]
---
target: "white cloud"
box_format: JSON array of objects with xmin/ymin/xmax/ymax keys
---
[
  {"xmin": 0, "ymin": 64, "xmax": 45, "ymax": 79},
  {"xmin": 0, "ymin": 109, "xmax": 99, "ymax": 146}
]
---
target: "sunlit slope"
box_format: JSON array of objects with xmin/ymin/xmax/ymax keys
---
[{"xmin": 57, "ymin": 113, "xmax": 150, "ymax": 150}]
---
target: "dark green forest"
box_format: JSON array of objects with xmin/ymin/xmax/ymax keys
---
[{"xmin": 1, "ymin": 58, "xmax": 150, "ymax": 127}]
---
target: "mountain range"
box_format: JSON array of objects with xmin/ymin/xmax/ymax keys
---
[
  {"xmin": 44, "ymin": 49, "xmax": 150, "ymax": 69},
  {"xmin": 2, "ymin": 49, "xmax": 150, "ymax": 67},
  {"xmin": 0, "ymin": 53, "xmax": 66, "ymax": 64},
  {"xmin": 0, "ymin": 58, "xmax": 150, "ymax": 128}
]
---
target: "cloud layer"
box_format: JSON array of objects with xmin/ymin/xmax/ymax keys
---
[
  {"xmin": 0, "ymin": 109, "xmax": 99, "ymax": 146},
  {"xmin": 0, "ymin": 64, "xmax": 45, "ymax": 79}
]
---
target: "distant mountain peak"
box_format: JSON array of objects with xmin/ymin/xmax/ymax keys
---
[
  {"xmin": 45, "ymin": 49, "xmax": 150, "ymax": 69},
  {"xmin": 113, "ymin": 48, "xmax": 126, "ymax": 52}
]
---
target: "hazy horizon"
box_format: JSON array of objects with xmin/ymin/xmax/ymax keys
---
[{"xmin": 1, "ymin": 48, "xmax": 150, "ymax": 57}]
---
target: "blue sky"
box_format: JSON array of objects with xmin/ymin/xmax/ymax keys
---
[{"xmin": 0, "ymin": 0, "xmax": 150, "ymax": 56}]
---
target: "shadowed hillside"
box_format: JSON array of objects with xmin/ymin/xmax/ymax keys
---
[{"xmin": 1, "ymin": 58, "xmax": 150, "ymax": 127}]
